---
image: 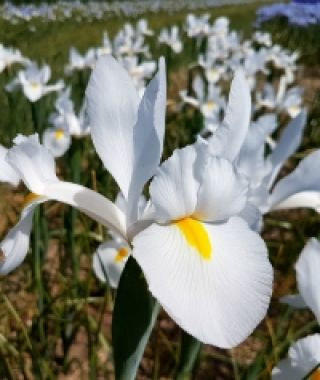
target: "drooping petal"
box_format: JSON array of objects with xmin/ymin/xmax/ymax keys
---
[
  {"xmin": 133, "ymin": 216, "xmax": 273, "ymax": 348},
  {"xmin": 92, "ymin": 240, "xmax": 130, "ymax": 288},
  {"xmin": 208, "ymin": 70, "xmax": 251, "ymax": 161},
  {"xmin": 0, "ymin": 198, "xmax": 45, "ymax": 275},
  {"xmin": 6, "ymin": 134, "xmax": 58, "ymax": 194},
  {"xmin": 149, "ymin": 142, "xmax": 208, "ymax": 223},
  {"xmin": 267, "ymin": 110, "xmax": 307, "ymax": 187},
  {"xmin": 269, "ymin": 150, "xmax": 320, "ymax": 211},
  {"xmin": 0, "ymin": 145, "xmax": 20, "ymax": 186},
  {"xmin": 195, "ymin": 156, "xmax": 248, "ymax": 222},
  {"xmin": 127, "ymin": 58, "xmax": 166, "ymax": 222},
  {"xmin": 295, "ymin": 238, "xmax": 320, "ymax": 322},
  {"xmin": 86, "ymin": 55, "xmax": 139, "ymax": 198},
  {"xmin": 43, "ymin": 181, "xmax": 126, "ymax": 239},
  {"xmin": 7, "ymin": 134, "xmax": 126, "ymax": 239}
]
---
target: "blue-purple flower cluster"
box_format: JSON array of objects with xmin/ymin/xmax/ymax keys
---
[{"xmin": 257, "ymin": 1, "xmax": 320, "ymax": 27}]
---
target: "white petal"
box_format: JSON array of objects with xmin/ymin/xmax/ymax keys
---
[
  {"xmin": 149, "ymin": 142, "xmax": 207, "ymax": 223},
  {"xmin": 238, "ymin": 202, "xmax": 263, "ymax": 231},
  {"xmin": 0, "ymin": 145, "xmax": 20, "ymax": 186},
  {"xmin": 272, "ymin": 359, "xmax": 303, "ymax": 380},
  {"xmin": 22, "ymin": 82, "xmax": 43, "ymax": 102},
  {"xmin": 43, "ymin": 128, "xmax": 71, "ymax": 158},
  {"xmin": 270, "ymin": 149, "xmax": 320, "ymax": 211},
  {"xmin": 43, "ymin": 181, "xmax": 126, "ymax": 240},
  {"xmin": 280, "ymin": 294, "xmax": 307, "ymax": 309},
  {"xmin": 7, "ymin": 134, "xmax": 58, "ymax": 194},
  {"xmin": 208, "ymin": 70, "xmax": 251, "ymax": 161},
  {"xmin": 268, "ymin": 110, "xmax": 307, "ymax": 186},
  {"xmin": 93, "ymin": 240, "xmax": 130, "ymax": 288},
  {"xmin": 133, "ymin": 216, "xmax": 273, "ymax": 348},
  {"xmin": 195, "ymin": 156, "xmax": 248, "ymax": 222},
  {"xmin": 295, "ymin": 238, "xmax": 320, "ymax": 322},
  {"xmin": 6, "ymin": 134, "xmax": 126, "ymax": 239},
  {"xmin": 288, "ymin": 334, "xmax": 320, "ymax": 375},
  {"xmin": 86, "ymin": 55, "xmax": 139, "ymax": 198},
  {"xmin": 127, "ymin": 58, "xmax": 166, "ymax": 222},
  {"xmin": 0, "ymin": 198, "xmax": 45, "ymax": 275}
]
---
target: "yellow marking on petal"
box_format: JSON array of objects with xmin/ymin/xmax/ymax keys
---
[
  {"xmin": 54, "ymin": 129, "xmax": 65, "ymax": 140},
  {"xmin": 22, "ymin": 192, "xmax": 40, "ymax": 208},
  {"xmin": 311, "ymin": 370, "xmax": 320, "ymax": 380},
  {"xmin": 114, "ymin": 247, "xmax": 129, "ymax": 263},
  {"xmin": 174, "ymin": 218, "xmax": 212, "ymax": 260},
  {"xmin": 30, "ymin": 82, "xmax": 40, "ymax": 89},
  {"xmin": 206, "ymin": 100, "xmax": 217, "ymax": 110},
  {"xmin": 288, "ymin": 105, "xmax": 301, "ymax": 118}
]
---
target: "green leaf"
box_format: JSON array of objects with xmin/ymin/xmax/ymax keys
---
[
  {"xmin": 176, "ymin": 331, "xmax": 202, "ymax": 380},
  {"xmin": 112, "ymin": 256, "xmax": 160, "ymax": 380}
]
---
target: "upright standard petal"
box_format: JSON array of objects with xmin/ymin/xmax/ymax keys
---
[
  {"xmin": 0, "ymin": 145, "xmax": 20, "ymax": 186},
  {"xmin": 267, "ymin": 110, "xmax": 307, "ymax": 187},
  {"xmin": 149, "ymin": 142, "xmax": 207, "ymax": 223},
  {"xmin": 270, "ymin": 149, "xmax": 320, "ymax": 211},
  {"xmin": 208, "ymin": 70, "xmax": 251, "ymax": 161},
  {"xmin": 127, "ymin": 58, "xmax": 166, "ymax": 222},
  {"xmin": 133, "ymin": 217, "xmax": 273, "ymax": 348},
  {"xmin": 295, "ymin": 238, "xmax": 320, "ymax": 323},
  {"xmin": 86, "ymin": 55, "xmax": 139, "ymax": 199},
  {"xmin": 195, "ymin": 156, "xmax": 248, "ymax": 222}
]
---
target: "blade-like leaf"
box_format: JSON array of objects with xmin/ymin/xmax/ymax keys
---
[
  {"xmin": 112, "ymin": 256, "xmax": 160, "ymax": 380},
  {"xmin": 176, "ymin": 332, "xmax": 202, "ymax": 380}
]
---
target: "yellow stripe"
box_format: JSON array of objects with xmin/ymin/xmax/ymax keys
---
[
  {"xmin": 54, "ymin": 129, "xmax": 65, "ymax": 140},
  {"xmin": 311, "ymin": 370, "xmax": 320, "ymax": 380},
  {"xmin": 114, "ymin": 247, "xmax": 129, "ymax": 263},
  {"xmin": 22, "ymin": 192, "xmax": 40, "ymax": 209},
  {"xmin": 175, "ymin": 217, "xmax": 212, "ymax": 260}
]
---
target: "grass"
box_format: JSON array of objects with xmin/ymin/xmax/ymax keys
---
[{"xmin": 0, "ymin": 1, "xmax": 320, "ymax": 379}]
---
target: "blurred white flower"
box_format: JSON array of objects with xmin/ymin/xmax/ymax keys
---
[
  {"xmin": 158, "ymin": 25, "xmax": 183, "ymax": 54},
  {"xmin": 6, "ymin": 62, "xmax": 64, "ymax": 102},
  {"xmin": 65, "ymin": 47, "xmax": 96, "ymax": 74},
  {"xmin": 0, "ymin": 43, "xmax": 29, "ymax": 73}
]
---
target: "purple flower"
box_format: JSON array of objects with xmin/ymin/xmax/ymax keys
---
[{"xmin": 257, "ymin": 2, "xmax": 320, "ymax": 26}]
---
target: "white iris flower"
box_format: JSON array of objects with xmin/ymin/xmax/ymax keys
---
[
  {"xmin": 0, "ymin": 56, "xmax": 273, "ymax": 349},
  {"xmin": 6, "ymin": 62, "xmax": 64, "ymax": 102}
]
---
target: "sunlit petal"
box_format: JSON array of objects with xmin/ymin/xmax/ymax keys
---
[{"xmin": 133, "ymin": 216, "xmax": 272, "ymax": 348}]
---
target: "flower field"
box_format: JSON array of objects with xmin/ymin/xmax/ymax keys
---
[{"xmin": 0, "ymin": 1, "xmax": 320, "ymax": 379}]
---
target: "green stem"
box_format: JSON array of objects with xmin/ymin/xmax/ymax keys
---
[
  {"xmin": 65, "ymin": 139, "xmax": 82, "ymax": 294},
  {"xmin": 33, "ymin": 207, "xmax": 45, "ymax": 343}
]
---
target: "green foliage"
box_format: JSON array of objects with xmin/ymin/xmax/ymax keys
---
[{"xmin": 112, "ymin": 257, "xmax": 160, "ymax": 380}]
